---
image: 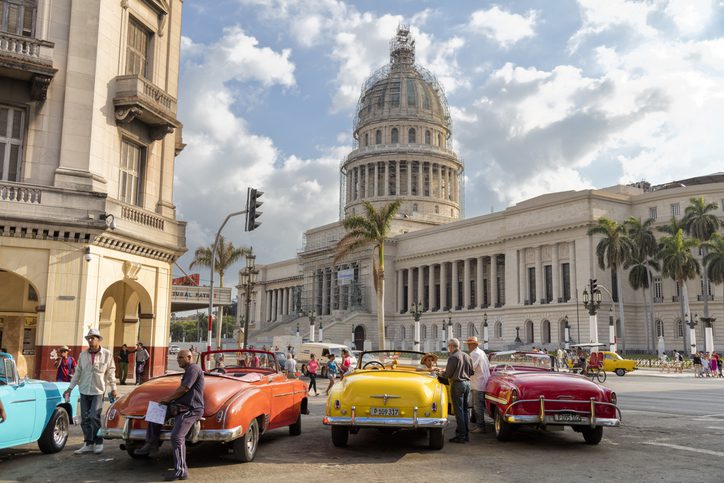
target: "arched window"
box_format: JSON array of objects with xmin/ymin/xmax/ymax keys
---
[
  {"xmin": 467, "ymin": 322, "xmax": 476, "ymax": 338},
  {"xmin": 438, "ymin": 133, "xmax": 443, "ymax": 147},
  {"xmin": 675, "ymin": 319, "xmax": 684, "ymax": 338},
  {"xmin": 654, "ymin": 319, "xmax": 664, "ymax": 337},
  {"xmin": 525, "ymin": 320, "xmax": 534, "ymax": 344},
  {"xmin": 408, "ymin": 128, "xmax": 416, "ymax": 144},
  {"xmin": 400, "ymin": 325, "xmax": 406, "ymax": 340},
  {"xmin": 391, "ymin": 128, "xmax": 399, "ymax": 144},
  {"xmin": 454, "ymin": 323, "xmax": 462, "ymax": 338},
  {"xmin": 375, "ymin": 130, "xmax": 382, "ymax": 144},
  {"xmin": 541, "ymin": 320, "xmax": 551, "ymax": 344},
  {"xmin": 494, "ymin": 321, "xmax": 503, "ymax": 339},
  {"xmin": 559, "ymin": 319, "xmax": 567, "ymax": 343},
  {"xmin": 421, "ymin": 324, "xmax": 427, "ymax": 340},
  {"xmin": 364, "ymin": 133, "xmax": 369, "ymax": 146},
  {"xmin": 425, "ymin": 130, "xmax": 431, "ymax": 144}
]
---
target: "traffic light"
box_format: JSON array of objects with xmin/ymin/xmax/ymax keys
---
[
  {"xmin": 245, "ymin": 187, "xmax": 263, "ymax": 232},
  {"xmin": 590, "ymin": 278, "xmax": 598, "ymax": 293}
]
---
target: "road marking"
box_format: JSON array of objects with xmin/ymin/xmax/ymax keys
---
[
  {"xmin": 706, "ymin": 426, "xmax": 724, "ymax": 431},
  {"xmin": 644, "ymin": 441, "xmax": 724, "ymax": 457}
]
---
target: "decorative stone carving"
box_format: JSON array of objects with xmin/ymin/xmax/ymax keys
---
[
  {"xmin": 115, "ymin": 106, "xmax": 142, "ymax": 124},
  {"xmin": 30, "ymin": 75, "xmax": 52, "ymax": 101},
  {"xmin": 542, "ymin": 245, "xmax": 551, "ymax": 260},
  {"xmin": 560, "ymin": 243, "xmax": 570, "ymax": 258},
  {"xmin": 123, "ymin": 261, "xmax": 142, "ymax": 281},
  {"xmin": 150, "ymin": 124, "xmax": 174, "ymax": 141}
]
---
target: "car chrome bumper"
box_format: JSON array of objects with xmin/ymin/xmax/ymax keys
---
[
  {"xmin": 323, "ymin": 406, "xmax": 447, "ymax": 428},
  {"xmin": 501, "ymin": 397, "xmax": 622, "ymax": 428},
  {"xmin": 99, "ymin": 417, "xmax": 243, "ymax": 443}
]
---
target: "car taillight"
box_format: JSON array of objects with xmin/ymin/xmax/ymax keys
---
[
  {"xmin": 216, "ymin": 409, "xmax": 225, "ymax": 423},
  {"xmin": 610, "ymin": 392, "xmax": 617, "ymax": 405},
  {"xmin": 431, "ymin": 402, "xmax": 438, "ymax": 412},
  {"xmin": 510, "ymin": 390, "xmax": 519, "ymax": 402},
  {"xmin": 334, "ymin": 400, "xmax": 341, "ymax": 410},
  {"xmin": 107, "ymin": 408, "xmax": 117, "ymax": 421}
]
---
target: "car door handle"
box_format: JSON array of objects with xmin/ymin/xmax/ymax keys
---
[{"xmin": 11, "ymin": 399, "xmax": 36, "ymax": 404}]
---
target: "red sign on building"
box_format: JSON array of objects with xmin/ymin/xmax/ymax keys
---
[{"xmin": 172, "ymin": 273, "xmax": 200, "ymax": 286}]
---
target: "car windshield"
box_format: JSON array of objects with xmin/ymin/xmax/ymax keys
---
[
  {"xmin": 358, "ymin": 350, "xmax": 427, "ymax": 369},
  {"xmin": 490, "ymin": 352, "xmax": 552, "ymax": 370},
  {"xmin": 203, "ymin": 350, "xmax": 279, "ymax": 373}
]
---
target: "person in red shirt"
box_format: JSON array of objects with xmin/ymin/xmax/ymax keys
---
[
  {"xmin": 340, "ymin": 349, "xmax": 352, "ymax": 378},
  {"xmin": 55, "ymin": 346, "xmax": 76, "ymax": 382},
  {"xmin": 307, "ymin": 353, "xmax": 319, "ymax": 396}
]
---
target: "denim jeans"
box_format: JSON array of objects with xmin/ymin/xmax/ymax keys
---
[
  {"xmin": 80, "ymin": 393, "xmax": 104, "ymax": 444},
  {"xmin": 451, "ymin": 381, "xmax": 470, "ymax": 439},
  {"xmin": 471, "ymin": 389, "xmax": 486, "ymax": 429}
]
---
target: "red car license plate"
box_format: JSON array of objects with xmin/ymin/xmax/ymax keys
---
[{"xmin": 553, "ymin": 413, "xmax": 582, "ymax": 423}]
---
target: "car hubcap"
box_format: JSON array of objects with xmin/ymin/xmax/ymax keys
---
[
  {"xmin": 494, "ymin": 413, "xmax": 500, "ymax": 434},
  {"xmin": 246, "ymin": 424, "xmax": 258, "ymax": 455},
  {"xmin": 54, "ymin": 414, "xmax": 68, "ymax": 445}
]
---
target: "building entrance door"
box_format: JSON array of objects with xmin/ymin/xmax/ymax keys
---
[{"xmin": 353, "ymin": 325, "xmax": 365, "ymax": 350}]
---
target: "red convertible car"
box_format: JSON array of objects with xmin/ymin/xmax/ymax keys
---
[
  {"xmin": 99, "ymin": 349, "xmax": 308, "ymax": 462},
  {"xmin": 484, "ymin": 351, "xmax": 620, "ymax": 444}
]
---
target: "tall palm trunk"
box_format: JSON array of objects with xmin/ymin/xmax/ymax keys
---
[
  {"xmin": 616, "ymin": 264, "xmax": 626, "ymax": 353},
  {"xmin": 702, "ymin": 246, "xmax": 710, "ymax": 319},
  {"xmin": 376, "ymin": 243, "xmax": 386, "ymax": 350},
  {"xmin": 648, "ymin": 268, "xmax": 656, "ymax": 353},
  {"xmin": 642, "ymin": 284, "xmax": 651, "ymax": 352},
  {"xmin": 682, "ymin": 280, "xmax": 692, "ymax": 355}
]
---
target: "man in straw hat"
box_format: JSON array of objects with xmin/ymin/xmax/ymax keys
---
[
  {"xmin": 54, "ymin": 345, "xmax": 76, "ymax": 382},
  {"xmin": 64, "ymin": 328, "xmax": 117, "ymax": 455},
  {"xmin": 466, "ymin": 336, "xmax": 490, "ymax": 433}
]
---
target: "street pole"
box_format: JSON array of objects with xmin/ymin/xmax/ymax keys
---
[
  {"xmin": 703, "ymin": 315, "xmax": 714, "ymax": 354},
  {"xmin": 564, "ymin": 315, "xmax": 570, "ymax": 350},
  {"xmin": 688, "ymin": 313, "xmax": 697, "ymax": 355},
  {"xmin": 410, "ymin": 302, "xmax": 424, "ymax": 352},
  {"xmin": 582, "ymin": 279, "xmax": 602, "ymax": 350},
  {"xmin": 609, "ymin": 307, "xmax": 617, "ymax": 353},
  {"xmin": 207, "ymin": 209, "xmax": 247, "ymax": 355},
  {"xmin": 319, "ymin": 321, "xmax": 324, "ymax": 342},
  {"xmin": 483, "ymin": 312, "xmax": 489, "ymax": 351}
]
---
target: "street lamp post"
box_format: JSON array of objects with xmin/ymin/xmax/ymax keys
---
[
  {"xmin": 319, "ymin": 320, "xmax": 324, "ymax": 342},
  {"xmin": 351, "ymin": 325, "xmax": 356, "ymax": 350},
  {"xmin": 410, "ymin": 301, "xmax": 425, "ymax": 352},
  {"xmin": 240, "ymin": 251, "xmax": 259, "ymax": 349},
  {"xmin": 483, "ymin": 313, "xmax": 489, "ymax": 351},
  {"xmin": 582, "ymin": 279, "xmax": 602, "ymax": 346},
  {"xmin": 564, "ymin": 315, "xmax": 571, "ymax": 350},
  {"xmin": 305, "ymin": 310, "xmax": 316, "ymax": 342},
  {"xmin": 608, "ymin": 307, "xmax": 617, "ymax": 353},
  {"xmin": 687, "ymin": 313, "xmax": 698, "ymax": 355},
  {"xmin": 447, "ymin": 311, "xmax": 453, "ymax": 343},
  {"xmin": 440, "ymin": 319, "xmax": 446, "ymax": 351},
  {"xmin": 701, "ymin": 314, "xmax": 715, "ymax": 354},
  {"xmin": 295, "ymin": 322, "xmax": 300, "ymax": 338}
]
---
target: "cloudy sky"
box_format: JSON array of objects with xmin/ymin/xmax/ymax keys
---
[{"xmin": 174, "ymin": 0, "xmax": 724, "ymax": 285}]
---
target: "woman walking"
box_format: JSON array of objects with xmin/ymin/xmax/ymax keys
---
[
  {"xmin": 325, "ymin": 353, "xmax": 339, "ymax": 395},
  {"xmin": 307, "ymin": 353, "xmax": 319, "ymax": 396}
]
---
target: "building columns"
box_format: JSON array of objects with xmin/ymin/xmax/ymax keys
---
[
  {"xmin": 463, "ymin": 258, "xmax": 471, "ymax": 309},
  {"xmin": 476, "ymin": 256, "xmax": 484, "ymax": 308},
  {"xmin": 397, "ymin": 270, "xmax": 404, "ymax": 313},
  {"xmin": 491, "ymin": 255, "xmax": 498, "ymax": 307},
  {"xmin": 407, "ymin": 268, "xmax": 414, "ymax": 312},
  {"xmin": 417, "ymin": 266, "xmax": 425, "ymax": 305},
  {"xmin": 440, "ymin": 262, "xmax": 447, "ymax": 310},
  {"xmin": 451, "ymin": 260, "xmax": 459, "ymax": 309},
  {"xmin": 535, "ymin": 247, "xmax": 543, "ymax": 305},
  {"xmin": 428, "ymin": 263, "xmax": 435, "ymax": 310},
  {"xmin": 519, "ymin": 249, "xmax": 526, "ymax": 305},
  {"xmin": 552, "ymin": 243, "xmax": 560, "ymax": 303}
]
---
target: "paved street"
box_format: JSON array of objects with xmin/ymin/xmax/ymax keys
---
[{"xmin": 2, "ymin": 372, "xmax": 724, "ymax": 482}]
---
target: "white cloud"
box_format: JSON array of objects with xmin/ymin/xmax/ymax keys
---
[
  {"xmin": 665, "ymin": 0, "xmax": 714, "ymax": 36},
  {"xmin": 569, "ymin": 0, "xmax": 658, "ymax": 51},
  {"xmin": 468, "ymin": 6, "xmax": 537, "ymax": 48}
]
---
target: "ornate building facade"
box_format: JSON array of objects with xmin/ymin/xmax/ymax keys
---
[
  {"xmin": 0, "ymin": 0, "xmax": 186, "ymax": 379},
  {"xmin": 245, "ymin": 28, "xmax": 724, "ymax": 355}
]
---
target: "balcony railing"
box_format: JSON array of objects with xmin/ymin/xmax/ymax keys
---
[
  {"xmin": 343, "ymin": 143, "xmax": 459, "ymax": 167},
  {"xmin": 113, "ymin": 75, "xmax": 179, "ymax": 138},
  {"xmin": 0, "ymin": 32, "xmax": 56, "ymax": 99},
  {"xmin": 0, "ymin": 182, "xmax": 41, "ymax": 204}
]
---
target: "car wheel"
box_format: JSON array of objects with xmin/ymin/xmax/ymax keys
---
[
  {"xmin": 289, "ymin": 412, "xmax": 302, "ymax": 436},
  {"xmin": 494, "ymin": 408, "xmax": 513, "ymax": 442},
  {"xmin": 331, "ymin": 426, "xmax": 349, "ymax": 447},
  {"xmin": 582, "ymin": 426, "xmax": 603, "ymax": 445},
  {"xmin": 428, "ymin": 428, "xmax": 444, "ymax": 450},
  {"xmin": 615, "ymin": 368, "xmax": 626, "ymax": 377},
  {"xmin": 37, "ymin": 407, "xmax": 69, "ymax": 453},
  {"xmin": 232, "ymin": 418, "xmax": 260, "ymax": 462}
]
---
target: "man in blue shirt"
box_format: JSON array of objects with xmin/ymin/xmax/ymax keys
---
[{"xmin": 136, "ymin": 349, "xmax": 204, "ymax": 481}]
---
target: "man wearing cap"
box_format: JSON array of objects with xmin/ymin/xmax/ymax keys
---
[
  {"xmin": 64, "ymin": 328, "xmax": 117, "ymax": 455},
  {"xmin": 466, "ymin": 336, "xmax": 490, "ymax": 433},
  {"xmin": 440, "ymin": 338, "xmax": 474, "ymax": 443},
  {"xmin": 54, "ymin": 345, "xmax": 76, "ymax": 382}
]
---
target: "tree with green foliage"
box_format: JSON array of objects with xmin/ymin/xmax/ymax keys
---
[
  {"xmin": 335, "ymin": 200, "xmax": 401, "ymax": 350},
  {"xmin": 588, "ymin": 217, "xmax": 634, "ymax": 352},
  {"xmin": 703, "ymin": 233, "xmax": 724, "ymax": 324},
  {"xmin": 683, "ymin": 197, "xmax": 721, "ymax": 324},
  {"xmin": 657, "ymin": 229, "xmax": 700, "ymax": 354},
  {"xmin": 624, "ymin": 216, "xmax": 659, "ymax": 352}
]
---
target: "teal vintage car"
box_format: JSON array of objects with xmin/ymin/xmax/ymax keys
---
[{"xmin": 0, "ymin": 352, "xmax": 80, "ymax": 453}]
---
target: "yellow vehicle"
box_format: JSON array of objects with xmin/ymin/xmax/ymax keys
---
[
  {"xmin": 322, "ymin": 350, "xmax": 449, "ymax": 449},
  {"xmin": 602, "ymin": 351, "xmax": 637, "ymax": 376}
]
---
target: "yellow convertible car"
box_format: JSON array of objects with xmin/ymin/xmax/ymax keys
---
[
  {"xmin": 602, "ymin": 351, "xmax": 637, "ymax": 376},
  {"xmin": 322, "ymin": 350, "xmax": 449, "ymax": 449}
]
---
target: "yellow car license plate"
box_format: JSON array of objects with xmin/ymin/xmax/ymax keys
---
[{"xmin": 371, "ymin": 407, "xmax": 399, "ymax": 416}]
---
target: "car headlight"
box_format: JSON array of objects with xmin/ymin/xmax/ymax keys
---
[
  {"xmin": 216, "ymin": 409, "xmax": 225, "ymax": 423},
  {"xmin": 610, "ymin": 392, "xmax": 617, "ymax": 405},
  {"xmin": 510, "ymin": 389, "xmax": 519, "ymax": 403}
]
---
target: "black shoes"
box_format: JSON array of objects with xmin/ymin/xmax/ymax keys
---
[
  {"xmin": 163, "ymin": 471, "xmax": 188, "ymax": 481},
  {"xmin": 449, "ymin": 436, "xmax": 467, "ymax": 443}
]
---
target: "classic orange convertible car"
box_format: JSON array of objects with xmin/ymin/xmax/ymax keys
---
[{"xmin": 99, "ymin": 349, "xmax": 308, "ymax": 462}]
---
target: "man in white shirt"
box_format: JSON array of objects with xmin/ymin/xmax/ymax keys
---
[
  {"xmin": 466, "ymin": 336, "xmax": 490, "ymax": 433},
  {"xmin": 64, "ymin": 328, "xmax": 117, "ymax": 455},
  {"xmin": 285, "ymin": 353, "xmax": 297, "ymax": 378}
]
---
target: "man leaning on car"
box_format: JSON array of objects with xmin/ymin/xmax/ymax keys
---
[
  {"xmin": 441, "ymin": 338, "xmax": 474, "ymax": 443},
  {"xmin": 136, "ymin": 349, "xmax": 205, "ymax": 481}
]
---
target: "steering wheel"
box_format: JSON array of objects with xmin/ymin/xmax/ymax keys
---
[
  {"xmin": 363, "ymin": 361, "xmax": 385, "ymax": 370},
  {"xmin": 501, "ymin": 364, "xmax": 515, "ymax": 373},
  {"xmin": 209, "ymin": 367, "xmax": 226, "ymax": 374}
]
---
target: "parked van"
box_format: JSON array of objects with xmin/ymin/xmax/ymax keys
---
[{"xmin": 296, "ymin": 342, "xmax": 350, "ymax": 377}]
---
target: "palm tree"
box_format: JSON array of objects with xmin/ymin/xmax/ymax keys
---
[
  {"xmin": 190, "ymin": 235, "xmax": 249, "ymax": 347},
  {"xmin": 657, "ymin": 229, "xmax": 700, "ymax": 354},
  {"xmin": 624, "ymin": 216, "xmax": 658, "ymax": 352},
  {"xmin": 588, "ymin": 218, "xmax": 634, "ymax": 352},
  {"xmin": 657, "ymin": 216, "xmax": 686, "ymax": 236},
  {"xmin": 335, "ymin": 200, "xmax": 401, "ymax": 350},
  {"xmin": 703, "ymin": 233, "xmax": 724, "ymax": 325},
  {"xmin": 683, "ymin": 197, "xmax": 721, "ymax": 323}
]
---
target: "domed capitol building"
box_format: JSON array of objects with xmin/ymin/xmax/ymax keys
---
[{"xmin": 246, "ymin": 27, "xmax": 724, "ymax": 354}]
